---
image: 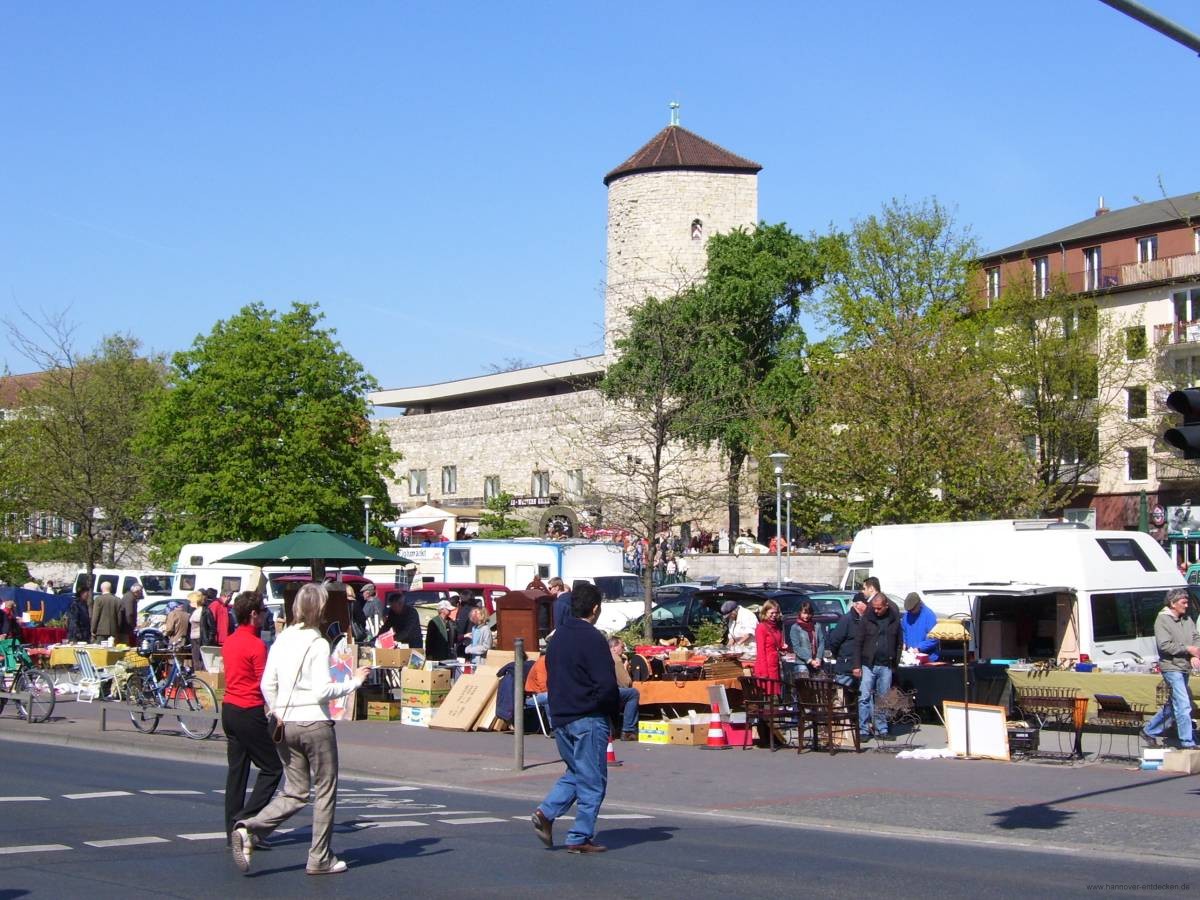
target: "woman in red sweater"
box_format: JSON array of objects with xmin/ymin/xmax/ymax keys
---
[{"xmin": 752, "ymin": 599, "xmax": 785, "ymax": 695}]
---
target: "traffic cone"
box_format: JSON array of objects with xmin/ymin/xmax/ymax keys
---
[
  {"xmin": 606, "ymin": 739, "xmax": 623, "ymax": 767},
  {"xmin": 706, "ymin": 703, "xmax": 728, "ymax": 749}
]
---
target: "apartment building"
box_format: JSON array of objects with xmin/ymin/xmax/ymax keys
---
[{"xmin": 978, "ymin": 193, "xmax": 1200, "ymax": 565}]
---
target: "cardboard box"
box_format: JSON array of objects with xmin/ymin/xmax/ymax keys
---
[
  {"xmin": 400, "ymin": 689, "xmax": 449, "ymax": 708},
  {"xmin": 193, "ymin": 671, "xmax": 225, "ymax": 694},
  {"xmin": 1162, "ymin": 749, "xmax": 1200, "ymax": 774},
  {"xmin": 483, "ymin": 649, "xmax": 538, "ymax": 669},
  {"xmin": 668, "ymin": 716, "xmax": 711, "ymax": 746},
  {"xmin": 668, "ymin": 649, "xmax": 691, "ymax": 663},
  {"xmin": 400, "ymin": 705, "xmax": 433, "ymax": 727},
  {"xmin": 359, "ymin": 647, "xmax": 414, "ymax": 669},
  {"xmin": 405, "ymin": 668, "xmax": 451, "ymax": 693},
  {"xmin": 366, "ymin": 701, "xmax": 403, "ymax": 721},
  {"xmin": 638, "ymin": 720, "xmax": 670, "ymax": 745},
  {"xmin": 430, "ymin": 670, "xmax": 498, "ymax": 731}
]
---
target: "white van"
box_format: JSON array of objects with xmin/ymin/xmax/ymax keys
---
[
  {"xmin": 172, "ymin": 542, "xmax": 266, "ymax": 599},
  {"xmin": 841, "ymin": 519, "xmax": 1186, "ymax": 666},
  {"xmin": 74, "ymin": 569, "xmax": 175, "ymax": 613}
]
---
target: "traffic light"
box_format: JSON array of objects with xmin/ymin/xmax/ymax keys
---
[{"xmin": 1164, "ymin": 388, "xmax": 1200, "ymax": 459}]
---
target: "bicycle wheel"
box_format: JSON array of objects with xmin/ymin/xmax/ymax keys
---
[
  {"xmin": 125, "ymin": 673, "xmax": 161, "ymax": 734},
  {"xmin": 15, "ymin": 669, "xmax": 56, "ymax": 723},
  {"xmin": 171, "ymin": 677, "xmax": 218, "ymax": 740}
]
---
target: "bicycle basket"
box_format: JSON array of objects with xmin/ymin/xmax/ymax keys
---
[{"xmin": 136, "ymin": 629, "xmax": 167, "ymax": 658}]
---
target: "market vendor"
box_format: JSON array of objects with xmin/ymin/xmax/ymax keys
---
[
  {"xmin": 721, "ymin": 600, "xmax": 757, "ymax": 651},
  {"xmin": 902, "ymin": 592, "xmax": 939, "ymax": 661}
]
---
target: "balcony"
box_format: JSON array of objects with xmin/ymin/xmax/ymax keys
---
[
  {"xmin": 1154, "ymin": 319, "xmax": 1200, "ymax": 347},
  {"xmin": 1062, "ymin": 251, "xmax": 1200, "ymax": 294}
]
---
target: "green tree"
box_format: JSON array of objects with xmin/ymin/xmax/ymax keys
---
[
  {"xmin": 0, "ymin": 543, "xmax": 32, "ymax": 586},
  {"xmin": 982, "ymin": 274, "xmax": 1144, "ymax": 513},
  {"xmin": 138, "ymin": 302, "xmax": 398, "ymax": 561},
  {"xmin": 784, "ymin": 199, "xmax": 1037, "ymax": 530},
  {"xmin": 477, "ymin": 492, "xmax": 531, "ymax": 538},
  {"xmin": 1, "ymin": 315, "xmax": 166, "ymax": 573},
  {"xmin": 677, "ymin": 223, "xmax": 838, "ymax": 535}
]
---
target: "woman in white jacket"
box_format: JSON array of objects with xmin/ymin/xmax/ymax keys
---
[{"xmin": 231, "ymin": 582, "xmax": 370, "ymax": 877}]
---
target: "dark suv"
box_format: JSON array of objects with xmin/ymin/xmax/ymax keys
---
[{"xmin": 647, "ymin": 586, "xmax": 845, "ymax": 644}]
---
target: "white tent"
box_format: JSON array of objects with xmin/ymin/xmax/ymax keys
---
[{"xmin": 393, "ymin": 504, "xmax": 456, "ymax": 540}]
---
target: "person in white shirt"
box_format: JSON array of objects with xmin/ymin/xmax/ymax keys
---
[
  {"xmin": 721, "ymin": 600, "xmax": 758, "ymax": 651},
  {"xmin": 231, "ymin": 582, "xmax": 370, "ymax": 878}
]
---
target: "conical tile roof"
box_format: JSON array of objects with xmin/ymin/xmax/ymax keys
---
[{"xmin": 603, "ymin": 125, "xmax": 761, "ymax": 186}]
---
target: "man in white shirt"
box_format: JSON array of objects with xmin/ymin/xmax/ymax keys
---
[{"xmin": 721, "ymin": 600, "xmax": 758, "ymax": 649}]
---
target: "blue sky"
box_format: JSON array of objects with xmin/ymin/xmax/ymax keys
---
[{"xmin": 2, "ymin": 1, "xmax": 1198, "ymax": 396}]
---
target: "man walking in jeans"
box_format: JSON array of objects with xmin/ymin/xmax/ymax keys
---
[
  {"xmin": 854, "ymin": 578, "xmax": 902, "ymax": 739},
  {"xmin": 1143, "ymin": 588, "xmax": 1200, "ymax": 749},
  {"xmin": 531, "ymin": 583, "xmax": 618, "ymax": 853}
]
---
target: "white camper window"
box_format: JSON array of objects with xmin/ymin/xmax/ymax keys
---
[
  {"xmin": 448, "ymin": 548, "xmax": 470, "ymax": 567},
  {"xmin": 1096, "ymin": 538, "xmax": 1155, "ymax": 572}
]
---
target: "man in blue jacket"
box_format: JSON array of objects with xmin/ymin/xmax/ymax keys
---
[
  {"xmin": 901, "ymin": 592, "xmax": 939, "ymax": 661},
  {"xmin": 531, "ymin": 583, "xmax": 618, "ymax": 854}
]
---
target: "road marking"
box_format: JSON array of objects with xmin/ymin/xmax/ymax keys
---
[
  {"xmin": 177, "ymin": 833, "xmax": 227, "ymax": 841},
  {"xmin": 363, "ymin": 786, "xmax": 420, "ymax": 792},
  {"xmin": 84, "ymin": 837, "xmax": 169, "ymax": 848},
  {"xmin": 438, "ymin": 817, "xmax": 508, "ymax": 825},
  {"xmin": 598, "ymin": 814, "xmax": 655, "ymax": 820},
  {"xmin": 359, "ymin": 821, "xmax": 426, "ymax": 829},
  {"xmin": 141, "ymin": 790, "xmax": 203, "ymax": 796},
  {"xmin": 0, "ymin": 844, "xmax": 71, "ymax": 855},
  {"xmin": 63, "ymin": 791, "xmax": 133, "ymax": 800},
  {"xmin": 362, "ymin": 811, "xmax": 486, "ymax": 818},
  {"xmin": 0, "ymin": 796, "xmax": 48, "ymax": 802}
]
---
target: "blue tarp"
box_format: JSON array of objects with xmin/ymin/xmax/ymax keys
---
[{"xmin": 0, "ymin": 587, "xmax": 72, "ymax": 622}]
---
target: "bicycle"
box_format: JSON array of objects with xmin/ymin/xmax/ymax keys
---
[
  {"xmin": 0, "ymin": 638, "xmax": 56, "ymax": 723},
  {"xmin": 124, "ymin": 642, "xmax": 218, "ymax": 740}
]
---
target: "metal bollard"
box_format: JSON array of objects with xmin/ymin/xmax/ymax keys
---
[{"xmin": 513, "ymin": 638, "xmax": 526, "ymax": 771}]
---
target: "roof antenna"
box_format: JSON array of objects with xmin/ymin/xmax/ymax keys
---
[{"xmin": 669, "ymin": 100, "xmax": 680, "ymax": 127}]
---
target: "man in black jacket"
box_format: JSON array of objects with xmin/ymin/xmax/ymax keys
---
[
  {"xmin": 854, "ymin": 578, "xmax": 902, "ymax": 738},
  {"xmin": 531, "ymin": 583, "xmax": 617, "ymax": 855},
  {"xmin": 827, "ymin": 593, "xmax": 868, "ymax": 689}
]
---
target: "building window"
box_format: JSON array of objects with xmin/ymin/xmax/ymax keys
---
[
  {"xmin": 691, "ymin": 218, "xmax": 703, "ymax": 241},
  {"xmin": 1127, "ymin": 386, "xmax": 1147, "ymax": 420},
  {"xmin": 1032, "ymin": 256, "xmax": 1049, "ymax": 298},
  {"xmin": 483, "ymin": 476, "xmax": 499, "ymax": 500},
  {"xmin": 1137, "ymin": 235, "xmax": 1158, "ymax": 263},
  {"xmin": 985, "ymin": 267, "xmax": 1000, "ymax": 301},
  {"xmin": 1126, "ymin": 447, "xmax": 1148, "ymax": 482},
  {"xmin": 1082, "ymin": 246, "xmax": 1102, "ymax": 291},
  {"xmin": 1194, "ymin": 227, "xmax": 1199, "ymax": 254},
  {"xmin": 567, "ymin": 468, "xmax": 584, "ymax": 497},
  {"xmin": 1174, "ymin": 289, "xmax": 1200, "ymax": 325},
  {"xmin": 531, "ymin": 470, "xmax": 550, "ymax": 498},
  {"xmin": 408, "ymin": 468, "xmax": 427, "ymax": 496},
  {"xmin": 1124, "ymin": 326, "xmax": 1147, "ymax": 360},
  {"xmin": 441, "ymin": 465, "xmax": 457, "ymax": 494}
]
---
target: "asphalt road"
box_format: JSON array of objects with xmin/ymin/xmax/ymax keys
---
[{"xmin": 0, "ymin": 741, "xmax": 1195, "ymax": 899}]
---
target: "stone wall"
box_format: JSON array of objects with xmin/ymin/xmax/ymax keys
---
[
  {"xmin": 682, "ymin": 552, "xmax": 846, "ymax": 587},
  {"xmin": 604, "ymin": 169, "xmax": 757, "ymax": 356}
]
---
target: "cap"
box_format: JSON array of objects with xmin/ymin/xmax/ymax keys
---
[
  {"xmin": 904, "ymin": 592, "xmax": 921, "ymax": 611},
  {"xmin": 436, "ymin": 600, "xmax": 454, "ymax": 612},
  {"xmin": 851, "ymin": 592, "xmax": 867, "ymax": 605},
  {"xmin": 720, "ymin": 600, "xmax": 738, "ymax": 615}
]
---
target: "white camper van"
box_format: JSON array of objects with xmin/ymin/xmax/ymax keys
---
[
  {"xmin": 841, "ymin": 519, "xmax": 1187, "ymax": 666},
  {"xmin": 172, "ymin": 542, "xmax": 266, "ymax": 599},
  {"xmin": 442, "ymin": 539, "xmax": 642, "ymax": 631}
]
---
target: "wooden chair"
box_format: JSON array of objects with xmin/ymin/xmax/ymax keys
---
[
  {"xmin": 794, "ymin": 676, "xmax": 860, "ymax": 755},
  {"xmin": 738, "ymin": 676, "xmax": 796, "ymax": 751}
]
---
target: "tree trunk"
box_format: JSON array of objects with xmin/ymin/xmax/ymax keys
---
[{"xmin": 726, "ymin": 449, "xmax": 745, "ymax": 539}]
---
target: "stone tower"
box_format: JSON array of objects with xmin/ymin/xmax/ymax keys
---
[{"xmin": 603, "ymin": 112, "xmax": 761, "ymax": 357}]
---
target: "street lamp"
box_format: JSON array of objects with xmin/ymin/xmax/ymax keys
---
[
  {"xmin": 768, "ymin": 452, "xmax": 789, "ymax": 588},
  {"xmin": 783, "ymin": 482, "xmax": 797, "ymax": 580},
  {"xmin": 358, "ymin": 494, "xmax": 374, "ymax": 543}
]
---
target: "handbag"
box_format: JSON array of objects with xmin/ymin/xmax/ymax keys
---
[{"xmin": 269, "ymin": 641, "xmax": 312, "ymax": 745}]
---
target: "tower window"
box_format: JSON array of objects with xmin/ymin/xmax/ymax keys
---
[{"xmin": 691, "ymin": 219, "xmax": 703, "ymax": 241}]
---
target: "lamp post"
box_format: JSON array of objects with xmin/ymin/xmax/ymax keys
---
[
  {"xmin": 358, "ymin": 494, "xmax": 374, "ymax": 543},
  {"xmin": 768, "ymin": 452, "xmax": 789, "ymax": 588},
  {"xmin": 783, "ymin": 482, "xmax": 797, "ymax": 580}
]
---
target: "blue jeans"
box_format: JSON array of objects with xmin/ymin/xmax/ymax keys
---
[
  {"xmin": 1145, "ymin": 670, "xmax": 1195, "ymax": 747},
  {"xmin": 538, "ymin": 714, "xmax": 610, "ymax": 847},
  {"xmin": 617, "ymin": 687, "xmax": 640, "ymax": 734},
  {"xmin": 859, "ymin": 665, "xmax": 893, "ymax": 735}
]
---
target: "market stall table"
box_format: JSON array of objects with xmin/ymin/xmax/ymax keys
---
[
  {"xmin": 47, "ymin": 645, "xmax": 128, "ymax": 669},
  {"xmin": 635, "ymin": 677, "xmax": 743, "ymax": 708},
  {"xmin": 1007, "ymin": 670, "xmax": 1161, "ymax": 718},
  {"xmin": 18, "ymin": 626, "xmax": 66, "ymax": 647},
  {"xmin": 895, "ymin": 663, "xmax": 1011, "ymax": 712}
]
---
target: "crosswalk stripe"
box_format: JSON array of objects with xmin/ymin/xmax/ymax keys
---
[
  {"xmin": 438, "ymin": 817, "xmax": 508, "ymax": 825},
  {"xmin": 141, "ymin": 790, "xmax": 203, "ymax": 796},
  {"xmin": 64, "ymin": 791, "xmax": 133, "ymax": 800},
  {"xmin": 597, "ymin": 814, "xmax": 654, "ymax": 820},
  {"xmin": 360, "ymin": 821, "xmax": 426, "ymax": 829},
  {"xmin": 84, "ymin": 837, "xmax": 169, "ymax": 848},
  {"xmin": 177, "ymin": 833, "xmax": 227, "ymax": 841},
  {"xmin": 362, "ymin": 786, "xmax": 420, "ymax": 792},
  {"xmin": 0, "ymin": 844, "xmax": 70, "ymax": 855},
  {"xmin": 362, "ymin": 811, "xmax": 484, "ymax": 818},
  {"xmin": 0, "ymin": 796, "xmax": 48, "ymax": 802}
]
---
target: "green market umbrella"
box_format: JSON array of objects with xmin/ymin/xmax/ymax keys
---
[{"xmin": 216, "ymin": 523, "xmax": 411, "ymax": 580}]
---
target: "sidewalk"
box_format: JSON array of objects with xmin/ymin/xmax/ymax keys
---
[{"xmin": 2, "ymin": 696, "xmax": 1198, "ymax": 864}]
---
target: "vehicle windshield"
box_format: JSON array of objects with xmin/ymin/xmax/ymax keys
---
[
  {"xmin": 650, "ymin": 597, "xmax": 688, "ymax": 625},
  {"xmin": 140, "ymin": 575, "xmax": 173, "ymax": 595},
  {"xmin": 772, "ymin": 594, "xmax": 844, "ymax": 616},
  {"xmin": 592, "ymin": 576, "xmax": 643, "ymax": 600}
]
